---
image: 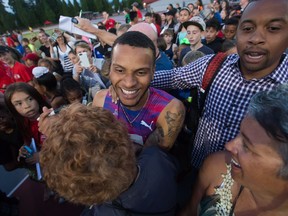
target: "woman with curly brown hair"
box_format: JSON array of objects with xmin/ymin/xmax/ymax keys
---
[{"xmin": 39, "ymin": 103, "xmax": 178, "ymax": 215}]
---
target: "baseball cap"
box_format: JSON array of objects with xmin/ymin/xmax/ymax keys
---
[
  {"xmin": 183, "ymin": 16, "xmax": 206, "ymax": 31},
  {"xmin": 32, "ymin": 66, "xmax": 49, "ymax": 78},
  {"xmin": 164, "ymin": 10, "xmax": 174, "ymax": 16},
  {"xmin": 131, "ymin": 2, "xmax": 138, "ymax": 7},
  {"xmin": 23, "ymin": 53, "xmax": 40, "ymax": 62},
  {"xmin": 0, "ymin": 45, "xmax": 10, "ymax": 54}
]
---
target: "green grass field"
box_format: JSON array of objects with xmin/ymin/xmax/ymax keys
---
[{"xmin": 22, "ymin": 29, "xmax": 55, "ymax": 50}]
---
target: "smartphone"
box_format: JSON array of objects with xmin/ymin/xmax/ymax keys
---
[
  {"xmin": 24, "ymin": 146, "xmax": 34, "ymax": 157},
  {"xmin": 49, "ymin": 32, "xmax": 58, "ymax": 43},
  {"xmin": 78, "ymin": 52, "xmax": 90, "ymax": 68}
]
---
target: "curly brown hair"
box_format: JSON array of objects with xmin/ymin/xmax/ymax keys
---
[{"xmin": 40, "ymin": 103, "xmax": 137, "ymax": 205}]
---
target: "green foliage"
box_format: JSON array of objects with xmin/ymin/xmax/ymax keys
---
[
  {"xmin": 73, "ymin": 0, "xmax": 81, "ymax": 14},
  {"xmin": 0, "ymin": 0, "xmax": 125, "ymax": 32},
  {"xmin": 79, "ymin": 0, "xmax": 89, "ymax": 11}
]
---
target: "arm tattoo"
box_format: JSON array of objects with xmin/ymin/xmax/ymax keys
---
[
  {"xmin": 165, "ymin": 110, "xmax": 185, "ymax": 137},
  {"xmin": 144, "ymin": 127, "xmax": 164, "ymax": 147}
]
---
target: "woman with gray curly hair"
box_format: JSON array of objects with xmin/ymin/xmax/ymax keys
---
[{"xmin": 180, "ymin": 84, "xmax": 288, "ymax": 216}]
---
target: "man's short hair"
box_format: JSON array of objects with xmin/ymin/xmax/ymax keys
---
[
  {"xmin": 112, "ymin": 31, "xmax": 156, "ymax": 65},
  {"xmin": 145, "ymin": 12, "xmax": 153, "ymax": 17},
  {"xmin": 206, "ymin": 18, "xmax": 221, "ymax": 31},
  {"xmin": 225, "ymin": 17, "xmax": 239, "ymax": 27},
  {"xmin": 129, "ymin": 11, "xmax": 138, "ymax": 21},
  {"xmin": 40, "ymin": 104, "xmax": 137, "ymax": 205}
]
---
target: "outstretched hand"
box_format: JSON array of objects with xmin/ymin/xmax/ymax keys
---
[
  {"xmin": 73, "ymin": 17, "xmax": 98, "ymax": 34},
  {"xmin": 108, "ymin": 86, "xmax": 119, "ymax": 104},
  {"xmin": 38, "ymin": 107, "xmax": 58, "ymax": 137}
]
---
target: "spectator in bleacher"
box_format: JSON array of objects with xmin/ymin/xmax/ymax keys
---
[
  {"xmin": 23, "ymin": 53, "xmax": 40, "ymax": 75},
  {"xmin": 13, "ymin": 39, "xmax": 25, "ymax": 56},
  {"xmin": 0, "ymin": 46, "xmax": 32, "ymax": 85},
  {"xmin": 151, "ymin": 12, "xmax": 162, "ymax": 36},
  {"xmin": 223, "ymin": 17, "xmax": 239, "ymax": 41},
  {"xmin": 102, "ymin": 11, "xmax": 116, "ymax": 30},
  {"xmin": 0, "ymin": 60, "xmax": 14, "ymax": 93},
  {"xmin": 38, "ymin": 32, "xmax": 53, "ymax": 58},
  {"xmin": 4, "ymin": 82, "xmax": 51, "ymax": 180},
  {"xmin": 162, "ymin": 29, "xmax": 177, "ymax": 62},
  {"xmin": 175, "ymin": 7, "xmax": 192, "ymax": 44},
  {"xmin": 161, "ymin": 10, "xmax": 176, "ymax": 35},
  {"xmin": 144, "ymin": 12, "xmax": 161, "ymax": 36},
  {"xmin": 123, "ymin": 8, "xmax": 131, "ymax": 24},
  {"xmin": 129, "ymin": 11, "xmax": 139, "ymax": 25},
  {"xmin": 202, "ymin": 18, "xmax": 224, "ymax": 53},
  {"xmin": 0, "ymin": 101, "xmax": 23, "ymax": 171},
  {"xmin": 50, "ymin": 32, "xmax": 75, "ymax": 76},
  {"xmin": 131, "ymin": 2, "xmax": 142, "ymax": 20},
  {"xmin": 32, "ymin": 67, "xmax": 66, "ymax": 109},
  {"xmin": 178, "ymin": 17, "xmax": 214, "ymax": 65},
  {"xmin": 195, "ymin": 0, "xmax": 204, "ymax": 11},
  {"xmin": 21, "ymin": 38, "xmax": 36, "ymax": 53},
  {"xmin": 187, "ymin": 3, "xmax": 195, "ymax": 13}
]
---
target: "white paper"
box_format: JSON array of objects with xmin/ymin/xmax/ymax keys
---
[
  {"xmin": 129, "ymin": 134, "xmax": 144, "ymax": 145},
  {"xmin": 59, "ymin": 15, "xmax": 97, "ymax": 39}
]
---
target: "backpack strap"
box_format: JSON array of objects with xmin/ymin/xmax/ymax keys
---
[{"xmin": 198, "ymin": 52, "xmax": 227, "ymax": 114}]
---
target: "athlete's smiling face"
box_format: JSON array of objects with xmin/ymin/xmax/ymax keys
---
[{"xmin": 109, "ymin": 44, "xmax": 155, "ymax": 111}]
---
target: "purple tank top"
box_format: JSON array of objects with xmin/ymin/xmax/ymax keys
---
[{"xmin": 104, "ymin": 87, "xmax": 174, "ymax": 145}]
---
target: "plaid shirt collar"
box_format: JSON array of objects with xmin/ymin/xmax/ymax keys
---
[{"xmin": 227, "ymin": 53, "xmax": 288, "ymax": 83}]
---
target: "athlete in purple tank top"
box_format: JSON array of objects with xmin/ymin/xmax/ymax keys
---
[
  {"xmin": 104, "ymin": 87, "xmax": 174, "ymax": 145},
  {"xmin": 92, "ymin": 31, "xmax": 185, "ymax": 150}
]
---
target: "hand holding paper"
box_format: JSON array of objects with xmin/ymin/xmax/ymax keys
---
[{"xmin": 59, "ymin": 16, "xmax": 98, "ymax": 39}]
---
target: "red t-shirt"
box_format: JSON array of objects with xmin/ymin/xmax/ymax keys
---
[
  {"xmin": 26, "ymin": 65, "xmax": 36, "ymax": 77},
  {"xmin": 0, "ymin": 61, "xmax": 14, "ymax": 93},
  {"xmin": 29, "ymin": 119, "xmax": 45, "ymax": 147},
  {"xmin": 137, "ymin": 9, "xmax": 143, "ymax": 20},
  {"xmin": 155, "ymin": 24, "xmax": 161, "ymax": 37},
  {"xmin": 104, "ymin": 18, "xmax": 116, "ymax": 30},
  {"xmin": 6, "ymin": 37, "xmax": 15, "ymax": 47},
  {"xmin": 10, "ymin": 61, "xmax": 32, "ymax": 82}
]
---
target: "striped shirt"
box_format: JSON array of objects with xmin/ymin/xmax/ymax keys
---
[{"xmin": 152, "ymin": 53, "xmax": 288, "ymax": 168}]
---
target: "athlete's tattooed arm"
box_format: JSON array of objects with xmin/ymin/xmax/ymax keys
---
[{"xmin": 146, "ymin": 99, "xmax": 185, "ymax": 149}]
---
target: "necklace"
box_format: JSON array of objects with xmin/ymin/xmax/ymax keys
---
[{"xmin": 119, "ymin": 90, "xmax": 150, "ymax": 125}]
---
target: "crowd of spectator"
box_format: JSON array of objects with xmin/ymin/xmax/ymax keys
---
[{"xmin": 1, "ymin": 0, "xmax": 288, "ymax": 215}]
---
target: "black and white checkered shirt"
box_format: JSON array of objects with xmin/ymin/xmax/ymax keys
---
[{"xmin": 152, "ymin": 53, "xmax": 288, "ymax": 168}]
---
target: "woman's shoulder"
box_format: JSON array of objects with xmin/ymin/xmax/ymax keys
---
[{"xmin": 199, "ymin": 151, "xmax": 231, "ymax": 192}]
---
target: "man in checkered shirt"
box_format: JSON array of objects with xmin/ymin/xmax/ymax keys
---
[{"xmin": 151, "ymin": 0, "xmax": 288, "ymax": 169}]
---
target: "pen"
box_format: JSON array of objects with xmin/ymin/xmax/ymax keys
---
[
  {"xmin": 37, "ymin": 110, "xmax": 55, "ymax": 121},
  {"xmin": 37, "ymin": 106, "xmax": 64, "ymax": 121}
]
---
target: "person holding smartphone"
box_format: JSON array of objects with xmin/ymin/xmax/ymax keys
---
[{"xmin": 73, "ymin": 41, "xmax": 108, "ymax": 99}]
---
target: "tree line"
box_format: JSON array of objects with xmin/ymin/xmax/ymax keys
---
[{"xmin": 0, "ymin": 0, "xmax": 141, "ymax": 33}]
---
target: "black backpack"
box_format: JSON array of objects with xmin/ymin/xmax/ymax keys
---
[{"xmin": 171, "ymin": 52, "xmax": 228, "ymax": 174}]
